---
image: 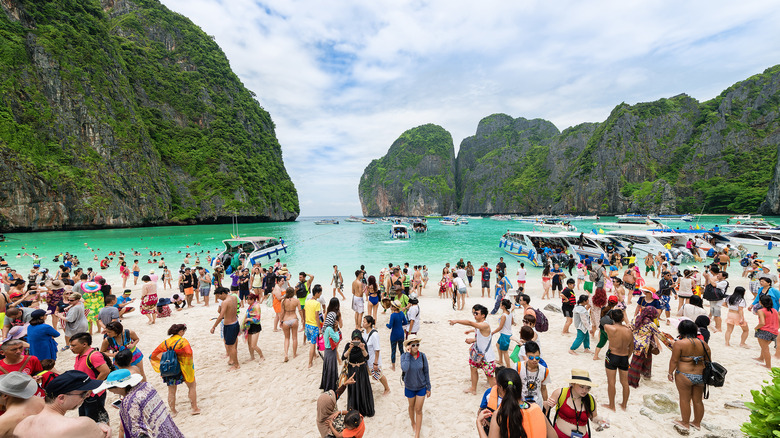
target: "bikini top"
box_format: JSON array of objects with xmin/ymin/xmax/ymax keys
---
[{"xmin": 557, "ymin": 389, "xmax": 589, "ymax": 426}]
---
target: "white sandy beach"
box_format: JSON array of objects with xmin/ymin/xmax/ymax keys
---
[{"xmin": 52, "ymin": 265, "xmax": 759, "ymax": 437}]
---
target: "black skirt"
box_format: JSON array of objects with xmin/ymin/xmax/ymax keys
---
[
  {"xmin": 320, "ymin": 348, "xmax": 339, "ymax": 392},
  {"xmin": 345, "ymin": 361, "xmax": 374, "ymax": 417}
]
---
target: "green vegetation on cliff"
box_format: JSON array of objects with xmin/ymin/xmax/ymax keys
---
[{"xmin": 0, "ymin": 0, "xmax": 298, "ymax": 229}]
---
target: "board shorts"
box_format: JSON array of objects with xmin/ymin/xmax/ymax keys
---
[
  {"xmin": 468, "ymin": 358, "xmax": 497, "ymax": 377},
  {"xmin": 223, "ymin": 322, "xmax": 240, "ymax": 346},
  {"xmin": 305, "ymin": 324, "xmax": 319, "ymax": 344},
  {"xmin": 561, "ymin": 304, "xmax": 574, "ymax": 318},
  {"xmin": 709, "ymin": 300, "xmax": 723, "ymax": 318},
  {"xmin": 132, "ymin": 271, "xmax": 139, "ymax": 277},
  {"xmin": 659, "ymin": 295, "xmax": 671, "ymax": 311},
  {"xmin": 646, "ymin": 266, "xmax": 655, "ymax": 273},
  {"xmin": 200, "ymin": 286, "xmax": 210, "ymax": 297},
  {"xmin": 352, "ymin": 296, "xmax": 365, "ymax": 313},
  {"xmin": 239, "ymin": 289, "xmax": 250, "ymax": 300},
  {"xmin": 605, "ymin": 350, "xmax": 629, "ymax": 371},
  {"xmin": 481, "ymin": 280, "xmax": 490, "ymax": 288},
  {"xmin": 184, "ymin": 287, "xmax": 194, "ymax": 296}
]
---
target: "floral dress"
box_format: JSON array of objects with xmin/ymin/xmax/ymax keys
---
[{"xmin": 83, "ymin": 291, "xmax": 104, "ymax": 324}]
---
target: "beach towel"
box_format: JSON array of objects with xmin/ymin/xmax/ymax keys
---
[{"xmin": 150, "ymin": 335, "xmax": 195, "ymax": 383}]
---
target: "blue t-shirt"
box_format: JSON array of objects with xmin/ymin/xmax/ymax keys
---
[
  {"xmin": 27, "ymin": 323, "xmax": 60, "ymax": 361},
  {"xmin": 551, "ymin": 268, "xmax": 563, "ymax": 285},
  {"xmin": 479, "ymin": 387, "xmax": 502, "ymax": 409},
  {"xmin": 638, "ymin": 296, "xmax": 663, "ymax": 310}
]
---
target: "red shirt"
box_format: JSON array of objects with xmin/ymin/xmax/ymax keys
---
[
  {"xmin": 75, "ymin": 348, "xmax": 107, "ymax": 396},
  {"xmin": 0, "ymin": 355, "xmax": 43, "ymax": 376}
]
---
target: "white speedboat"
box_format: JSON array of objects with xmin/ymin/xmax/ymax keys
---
[
  {"xmin": 345, "ymin": 216, "xmax": 362, "ymax": 223},
  {"xmin": 461, "ymin": 215, "xmax": 483, "ymax": 220},
  {"xmin": 390, "ymin": 224, "xmax": 410, "ymax": 239},
  {"xmin": 606, "ymin": 230, "xmax": 689, "ymax": 263},
  {"xmin": 715, "ymin": 230, "xmax": 780, "ymax": 257},
  {"xmin": 439, "ymin": 219, "xmax": 459, "ymax": 226},
  {"xmin": 492, "ymin": 215, "xmax": 512, "ymax": 221},
  {"xmin": 212, "ymin": 236, "xmax": 287, "ymax": 271},
  {"xmin": 411, "ymin": 219, "xmax": 428, "ymax": 233},
  {"xmin": 499, "ymin": 231, "xmax": 607, "ymax": 267},
  {"xmin": 532, "ymin": 218, "xmax": 577, "ymax": 232},
  {"xmin": 314, "ymin": 219, "xmax": 339, "ymax": 225},
  {"xmin": 593, "ymin": 217, "xmax": 670, "ymax": 231}
]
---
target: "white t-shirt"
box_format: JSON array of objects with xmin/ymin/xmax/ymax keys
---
[
  {"xmin": 455, "ymin": 268, "xmax": 468, "ymax": 282},
  {"xmin": 516, "ymin": 268, "xmax": 527, "ymax": 282},
  {"xmin": 362, "ymin": 329, "xmax": 381, "ymax": 367},
  {"xmin": 727, "ymin": 297, "xmax": 746, "ymax": 311},
  {"xmin": 407, "ymin": 305, "xmax": 420, "ymax": 333},
  {"xmin": 518, "ymin": 361, "xmax": 551, "ymax": 407},
  {"xmin": 454, "ymin": 277, "xmax": 467, "ymax": 290}
]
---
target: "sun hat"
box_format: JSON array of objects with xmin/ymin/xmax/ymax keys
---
[
  {"xmin": 404, "ymin": 336, "xmax": 422, "ymax": 348},
  {"xmin": 45, "ymin": 370, "xmax": 104, "ymax": 398},
  {"xmin": 102, "ymin": 369, "xmax": 143, "ymax": 390},
  {"xmin": 566, "ymin": 369, "xmax": 597, "ymax": 387},
  {"xmin": 409, "ymin": 293, "xmax": 419, "ymax": 304},
  {"xmin": 81, "ymin": 281, "xmax": 100, "ymax": 293},
  {"xmin": 46, "ymin": 279, "xmax": 65, "ymax": 289},
  {"xmin": 0, "ymin": 372, "xmax": 39, "ymax": 399},
  {"xmin": 149, "ymin": 269, "xmax": 155, "ymax": 274},
  {"xmin": 391, "ymin": 300, "xmax": 402, "ymax": 308}
]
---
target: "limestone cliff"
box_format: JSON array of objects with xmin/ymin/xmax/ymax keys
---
[
  {"xmin": 359, "ymin": 124, "xmax": 457, "ymax": 216},
  {"xmin": 359, "ymin": 64, "xmax": 780, "ymax": 215},
  {"xmin": 0, "ymin": 0, "xmax": 299, "ymax": 231}
]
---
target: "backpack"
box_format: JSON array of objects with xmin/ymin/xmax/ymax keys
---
[
  {"xmin": 159, "ymin": 338, "xmax": 182, "ymax": 377},
  {"xmin": 295, "ymin": 282, "xmax": 308, "ymax": 299},
  {"xmin": 740, "ymin": 257, "xmax": 750, "ymax": 267},
  {"xmin": 702, "ymin": 281, "xmax": 728, "ymax": 302},
  {"xmin": 86, "ymin": 349, "xmax": 116, "ymax": 375},
  {"xmin": 588, "ymin": 268, "xmax": 601, "ymax": 282},
  {"xmin": 533, "ymin": 308, "xmax": 549, "ymax": 332}
]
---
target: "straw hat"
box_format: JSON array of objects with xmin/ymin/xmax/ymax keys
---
[
  {"xmin": 46, "ymin": 279, "xmax": 65, "ymax": 289},
  {"xmin": 81, "ymin": 281, "xmax": 100, "ymax": 293},
  {"xmin": 566, "ymin": 369, "xmax": 597, "ymax": 387},
  {"xmin": 391, "ymin": 300, "xmax": 402, "ymax": 309},
  {"xmin": 403, "ymin": 336, "xmax": 422, "ymax": 348}
]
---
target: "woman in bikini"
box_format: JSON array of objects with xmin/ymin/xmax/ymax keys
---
[
  {"xmin": 541, "ymin": 265, "xmax": 552, "ymax": 300},
  {"xmin": 668, "ymin": 319, "xmax": 711, "ymax": 434},
  {"xmin": 281, "ymin": 286, "xmax": 299, "ymax": 362},
  {"xmin": 365, "ymin": 275, "xmax": 380, "ymax": 322}
]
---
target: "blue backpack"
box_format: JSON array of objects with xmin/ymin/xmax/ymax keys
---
[{"xmin": 159, "ymin": 339, "xmax": 182, "ymax": 377}]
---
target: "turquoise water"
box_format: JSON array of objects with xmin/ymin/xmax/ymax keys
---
[{"xmin": 0, "ymin": 216, "xmax": 773, "ymax": 282}]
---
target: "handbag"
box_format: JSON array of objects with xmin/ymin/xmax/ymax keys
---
[
  {"xmin": 337, "ymin": 365, "xmax": 348, "ymax": 387},
  {"xmin": 699, "ymin": 339, "xmax": 726, "ymax": 399},
  {"xmin": 469, "ymin": 335, "xmax": 492, "ymax": 363}
]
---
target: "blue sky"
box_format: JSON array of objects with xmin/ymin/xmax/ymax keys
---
[{"xmin": 160, "ymin": 0, "xmax": 780, "ymax": 217}]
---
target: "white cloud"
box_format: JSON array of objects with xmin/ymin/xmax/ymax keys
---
[{"xmin": 159, "ymin": 0, "xmax": 780, "ymax": 216}]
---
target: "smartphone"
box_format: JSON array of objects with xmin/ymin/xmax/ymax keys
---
[{"xmin": 111, "ymin": 399, "xmax": 122, "ymax": 409}]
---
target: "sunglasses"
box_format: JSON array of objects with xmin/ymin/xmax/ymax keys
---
[
  {"xmin": 408, "ymin": 343, "xmax": 419, "ymax": 347},
  {"xmin": 527, "ymin": 355, "xmax": 541, "ymax": 361}
]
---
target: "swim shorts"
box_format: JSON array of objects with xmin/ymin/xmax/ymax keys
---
[
  {"xmin": 184, "ymin": 287, "xmax": 194, "ymax": 296},
  {"xmin": 200, "ymin": 286, "xmax": 210, "ymax": 297},
  {"xmin": 405, "ymin": 387, "xmax": 427, "ymax": 398},
  {"xmin": 659, "ymin": 295, "xmax": 671, "ymax": 312},
  {"xmin": 561, "ymin": 304, "xmax": 574, "ymax": 318},
  {"xmin": 133, "ymin": 271, "xmax": 139, "ymax": 277},
  {"xmin": 468, "ymin": 358, "xmax": 497, "ymax": 377},
  {"xmin": 497, "ymin": 333, "xmax": 511, "ymax": 351},
  {"xmin": 756, "ymin": 329, "xmax": 777, "ymax": 342},
  {"xmin": 604, "ymin": 350, "xmax": 629, "ymax": 371},
  {"xmin": 646, "ymin": 266, "xmax": 655, "ymax": 273},
  {"xmin": 481, "ymin": 280, "xmax": 490, "ymax": 288},
  {"xmin": 352, "ymin": 296, "xmax": 365, "ymax": 313},
  {"xmin": 223, "ymin": 322, "xmax": 240, "ymax": 346},
  {"xmin": 305, "ymin": 324, "xmax": 319, "ymax": 344}
]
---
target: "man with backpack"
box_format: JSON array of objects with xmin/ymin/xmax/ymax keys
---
[
  {"xmin": 69, "ymin": 332, "xmax": 111, "ymax": 424},
  {"xmin": 702, "ymin": 267, "xmax": 728, "ymax": 333}
]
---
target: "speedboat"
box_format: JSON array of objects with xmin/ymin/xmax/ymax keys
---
[
  {"xmin": 498, "ymin": 231, "xmax": 588, "ymax": 267},
  {"xmin": 532, "ymin": 218, "xmax": 577, "ymax": 232},
  {"xmin": 593, "ymin": 217, "xmax": 670, "ymax": 231},
  {"xmin": 556, "ymin": 232, "xmax": 613, "ymax": 262},
  {"xmin": 713, "ymin": 230, "xmax": 780, "ymax": 257},
  {"xmin": 212, "ymin": 236, "xmax": 287, "ymax": 272},
  {"xmin": 361, "ymin": 219, "xmax": 377, "ymax": 225},
  {"xmin": 425, "ymin": 213, "xmax": 442, "ymax": 219},
  {"xmin": 411, "ymin": 219, "xmax": 428, "ymax": 233},
  {"xmin": 345, "ymin": 216, "xmax": 363, "ymax": 223},
  {"xmin": 606, "ymin": 230, "xmax": 690, "ymax": 263},
  {"xmin": 461, "ymin": 215, "xmax": 483, "ymax": 220},
  {"xmin": 439, "ymin": 219, "xmax": 459, "ymax": 226},
  {"xmin": 728, "ymin": 219, "xmax": 779, "ymax": 231},
  {"xmin": 390, "ymin": 224, "xmax": 410, "ymax": 239},
  {"xmin": 314, "ymin": 219, "xmax": 339, "ymax": 225},
  {"xmin": 492, "ymin": 215, "xmax": 512, "ymax": 221}
]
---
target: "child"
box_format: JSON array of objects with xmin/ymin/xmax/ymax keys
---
[
  {"xmin": 335, "ymin": 409, "xmax": 365, "ymax": 438},
  {"xmin": 569, "ymin": 295, "xmax": 592, "ymax": 355},
  {"xmin": 171, "ymin": 293, "xmax": 185, "ymax": 311},
  {"xmin": 115, "ymin": 349, "xmax": 147, "ymax": 382},
  {"xmin": 116, "ymin": 290, "xmax": 135, "ymax": 316},
  {"xmin": 36, "ymin": 359, "xmax": 59, "ymax": 389},
  {"xmin": 516, "ymin": 341, "xmax": 550, "ymax": 408}
]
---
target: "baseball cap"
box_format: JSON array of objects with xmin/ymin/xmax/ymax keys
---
[
  {"xmin": 45, "ymin": 370, "xmax": 104, "ymax": 398},
  {"xmin": 608, "ymin": 296, "xmax": 619, "ymax": 305}
]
